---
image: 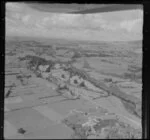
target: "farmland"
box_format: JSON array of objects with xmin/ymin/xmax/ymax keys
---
[{"xmin": 4, "ymin": 36, "xmax": 142, "ymax": 139}]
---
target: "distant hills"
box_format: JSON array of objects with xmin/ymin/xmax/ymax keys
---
[{"xmin": 6, "ymin": 35, "xmax": 142, "ymax": 47}]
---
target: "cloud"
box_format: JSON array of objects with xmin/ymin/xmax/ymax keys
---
[
  {"xmin": 35, "ymin": 13, "xmax": 107, "ymax": 30},
  {"xmin": 120, "ymin": 18, "xmax": 143, "ymax": 32},
  {"xmin": 6, "ymin": 3, "xmax": 143, "ymax": 41},
  {"xmin": 6, "ymin": 2, "xmax": 22, "ymax": 11}
]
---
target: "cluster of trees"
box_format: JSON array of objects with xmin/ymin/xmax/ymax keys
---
[
  {"xmin": 62, "ymin": 110, "xmax": 141, "ymax": 139},
  {"xmin": 124, "ymin": 65, "xmax": 142, "ymax": 81}
]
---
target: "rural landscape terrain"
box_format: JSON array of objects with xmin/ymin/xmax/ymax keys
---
[
  {"xmin": 5, "ymin": 3, "xmax": 142, "ymax": 139},
  {"xmin": 5, "ymin": 36, "xmax": 142, "ymax": 139}
]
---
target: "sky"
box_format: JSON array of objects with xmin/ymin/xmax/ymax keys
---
[{"xmin": 6, "ymin": 3, "xmax": 143, "ymax": 42}]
